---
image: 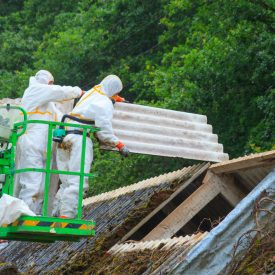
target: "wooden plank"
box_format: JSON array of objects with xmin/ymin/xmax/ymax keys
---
[
  {"xmin": 210, "ymin": 150, "xmax": 275, "ymax": 174},
  {"xmin": 219, "ymin": 174, "xmax": 246, "ymax": 206},
  {"xmin": 204, "ymin": 172, "xmax": 246, "ymax": 206},
  {"xmin": 119, "ymin": 163, "xmax": 210, "ymax": 242},
  {"xmin": 142, "ymin": 171, "xmax": 221, "ymax": 241}
]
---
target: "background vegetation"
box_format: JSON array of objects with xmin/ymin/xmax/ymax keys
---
[{"xmin": 0, "ymin": 0, "xmax": 274, "ymax": 194}]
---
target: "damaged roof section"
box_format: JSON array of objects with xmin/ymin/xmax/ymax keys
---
[
  {"xmin": 76, "ymin": 233, "xmax": 207, "ymax": 274},
  {"xmin": 140, "ymin": 150, "xmax": 275, "ymax": 241},
  {"xmin": 108, "ymin": 233, "xmax": 207, "ymax": 254},
  {"xmin": 210, "ymin": 150, "xmax": 275, "ymax": 192},
  {"xmin": 173, "ymin": 170, "xmax": 275, "ymax": 274}
]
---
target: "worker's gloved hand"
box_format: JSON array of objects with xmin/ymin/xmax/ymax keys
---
[
  {"xmin": 111, "ymin": 95, "xmax": 129, "ymax": 103},
  {"xmin": 75, "ymin": 87, "xmax": 84, "ymax": 98},
  {"xmin": 119, "ymin": 146, "xmax": 130, "ymax": 157},
  {"xmin": 116, "ymin": 142, "xmax": 130, "ymax": 157}
]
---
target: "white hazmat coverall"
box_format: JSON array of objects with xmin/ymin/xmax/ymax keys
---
[
  {"xmin": 17, "ymin": 70, "xmax": 82, "ymax": 214},
  {"xmin": 53, "ymin": 75, "xmax": 125, "ymax": 218}
]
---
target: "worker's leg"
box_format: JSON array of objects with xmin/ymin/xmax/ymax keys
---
[
  {"xmin": 60, "ymin": 134, "xmax": 93, "ymax": 218},
  {"xmin": 52, "ymin": 146, "xmax": 70, "ymax": 216},
  {"xmin": 17, "ymin": 135, "xmax": 46, "ymax": 214},
  {"xmin": 33, "ymin": 173, "xmax": 46, "ymax": 215}
]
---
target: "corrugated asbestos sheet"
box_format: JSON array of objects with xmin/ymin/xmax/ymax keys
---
[
  {"xmin": 0, "ymin": 164, "xmax": 205, "ymax": 273},
  {"xmin": 0, "ymin": 98, "xmax": 228, "ymax": 162},
  {"xmin": 0, "ymin": 98, "xmax": 21, "ymax": 105},
  {"xmin": 84, "ymin": 233, "xmax": 208, "ymax": 274},
  {"xmin": 107, "ymin": 102, "xmax": 229, "ymax": 162},
  {"xmin": 108, "ymin": 233, "xmax": 207, "ymax": 254}
]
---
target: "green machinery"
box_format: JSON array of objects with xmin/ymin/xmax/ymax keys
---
[{"xmin": 0, "ymin": 104, "xmax": 99, "ymax": 243}]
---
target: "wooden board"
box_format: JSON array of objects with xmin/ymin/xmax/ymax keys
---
[
  {"xmin": 119, "ymin": 163, "xmax": 210, "ymax": 242},
  {"xmin": 210, "ymin": 150, "xmax": 275, "ymax": 174},
  {"xmin": 142, "ymin": 171, "xmax": 221, "ymax": 241}
]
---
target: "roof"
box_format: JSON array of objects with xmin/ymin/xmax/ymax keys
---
[
  {"xmin": 108, "ymin": 234, "xmax": 207, "ymax": 254},
  {"xmin": 1, "ymin": 163, "xmax": 206, "ymax": 273},
  {"xmin": 173, "ymin": 169, "xmax": 275, "ymax": 274},
  {"xmin": 1, "ymin": 150, "xmax": 274, "ymax": 273}
]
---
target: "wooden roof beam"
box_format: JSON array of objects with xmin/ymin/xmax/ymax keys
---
[
  {"xmin": 142, "ymin": 171, "xmax": 246, "ymax": 241},
  {"xmin": 210, "ymin": 150, "xmax": 275, "ymax": 174},
  {"xmin": 142, "ymin": 171, "xmax": 221, "ymax": 241}
]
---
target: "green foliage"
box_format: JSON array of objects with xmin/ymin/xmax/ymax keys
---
[
  {"xmin": 247, "ymin": 88, "xmax": 275, "ymax": 152},
  {"xmin": 0, "ymin": 0, "xmax": 273, "ymax": 192}
]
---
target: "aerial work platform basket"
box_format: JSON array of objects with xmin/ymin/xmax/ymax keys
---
[{"xmin": 0, "ymin": 104, "xmax": 98, "ymax": 243}]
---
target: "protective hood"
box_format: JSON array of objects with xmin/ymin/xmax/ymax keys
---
[
  {"xmin": 34, "ymin": 70, "xmax": 54, "ymax": 84},
  {"xmin": 100, "ymin": 75, "xmax": 123, "ymax": 97}
]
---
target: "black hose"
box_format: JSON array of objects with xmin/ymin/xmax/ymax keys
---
[{"xmin": 61, "ymin": 114, "xmax": 95, "ymax": 127}]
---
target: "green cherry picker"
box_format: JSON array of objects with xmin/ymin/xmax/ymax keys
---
[{"xmin": 0, "ymin": 104, "xmax": 99, "ymax": 243}]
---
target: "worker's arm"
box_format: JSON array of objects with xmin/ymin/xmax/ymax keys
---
[
  {"xmin": 25, "ymin": 83, "xmax": 83, "ymax": 108},
  {"xmin": 41, "ymin": 84, "xmax": 83, "ymax": 103},
  {"xmin": 94, "ymin": 101, "xmax": 119, "ymax": 147},
  {"xmin": 94, "ymin": 100, "xmax": 130, "ymax": 157}
]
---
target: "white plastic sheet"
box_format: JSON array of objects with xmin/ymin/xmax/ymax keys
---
[{"xmin": 0, "ymin": 194, "xmax": 35, "ymax": 226}]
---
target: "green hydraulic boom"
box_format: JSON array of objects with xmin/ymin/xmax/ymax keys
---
[{"xmin": 0, "ymin": 104, "xmax": 99, "ymax": 243}]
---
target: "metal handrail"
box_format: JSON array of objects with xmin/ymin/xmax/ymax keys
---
[{"xmin": 2, "ymin": 106, "xmax": 99, "ymax": 219}]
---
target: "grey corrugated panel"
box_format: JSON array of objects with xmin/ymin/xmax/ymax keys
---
[
  {"xmin": 173, "ymin": 170, "xmax": 275, "ymax": 274},
  {"xmin": 114, "ymin": 129, "xmax": 223, "ymax": 151},
  {"xmin": 114, "ymin": 102, "xmax": 207, "ymax": 124},
  {"xmin": 109, "ymin": 103, "xmax": 229, "ymax": 162},
  {"xmin": 113, "ymin": 110, "xmax": 212, "ymax": 132},
  {"xmin": 235, "ymin": 166, "xmax": 274, "ymax": 191},
  {"xmin": 0, "ymin": 98, "xmax": 21, "ymax": 105},
  {"xmin": 108, "ymin": 234, "xmax": 207, "ymax": 254},
  {"xmin": 241, "ymin": 169, "xmax": 262, "ymax": 186},
  {"xmin": 110, "ymin": 140, "xmax": 228, "ymax": 162},
  {"xmin": 237, "ymin": 171, "xmax": 257, "ymax": 190},
  {"xmin": 113, "ymin": 120, "xmax": 218, "ymax": 142},
  {"xmin": 149, "ymin": 232, "xmax": 207, "ymax": 275}
]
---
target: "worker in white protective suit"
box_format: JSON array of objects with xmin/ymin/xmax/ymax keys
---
[
  {"xmin": 53, "ymin": 75, "xmax": 130, "ymax": 218},
  {"xmin": 17, "ymin": 70, "xmax": 83, "ymax": 214}
]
